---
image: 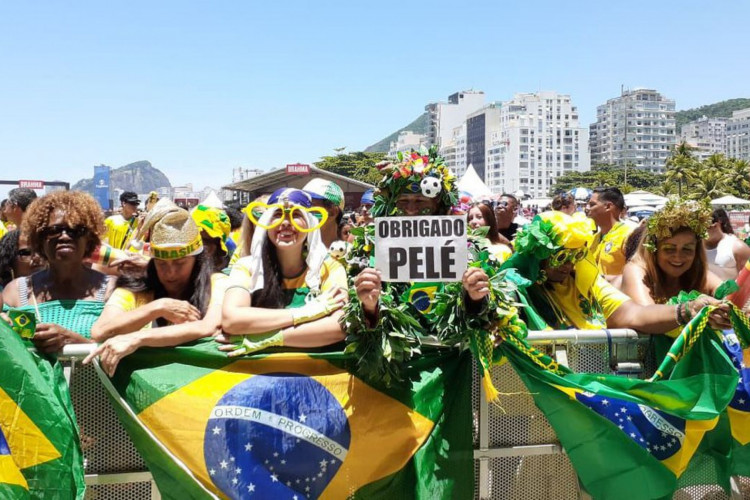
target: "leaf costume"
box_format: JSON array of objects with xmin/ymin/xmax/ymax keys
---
[{"xmin": 341, "ymin": 147, "xmax": 526, "ymax": 399}]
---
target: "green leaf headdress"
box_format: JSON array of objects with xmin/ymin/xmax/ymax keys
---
[
  {"xmin": 643, "ymin": 198, "xmax": 712, "ymax": 252},
  {"xmin": 371, "ymin": 145, "xmax": 459, "ymax": 217}
]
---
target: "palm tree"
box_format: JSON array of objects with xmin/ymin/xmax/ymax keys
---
[
  {"xmin": 725, "ymin": 157, "xmax": 750, "ymax": 197},
  {"xmin": 665, "ymin": 141, "xmax": 698, "ymax": 197},
  {"xmin": 653, "ymin": 180, "xmax": 677, "ymax": 197},
  {"xmin": 690, "ymin": 167, "xmax": 728, "ymax": 201}
]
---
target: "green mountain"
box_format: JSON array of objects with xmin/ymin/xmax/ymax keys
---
[
  {"xmin": 675, "ymin": 98, "xmax": 750, "ymax": 131},
  {"xmin": 72, "ymin": 160, "xmax": 172, "ymax": 194},
  {"xmin": 364, "ymin": 112, "xmax": 429, "ymax": 153}
]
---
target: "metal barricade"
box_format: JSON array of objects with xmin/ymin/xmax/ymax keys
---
[{"xmin": 57, "ymin": 334, "xmax": 747, "ymax": 500}]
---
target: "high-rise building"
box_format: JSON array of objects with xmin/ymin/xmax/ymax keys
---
[
  {"xmin": 480, "ymin": 92, "xmax": 589, "ymax": 198},
  {"xmin": 387, "ymin": 131, "xmax": 427, "ymax": 158},
  {"xmin": 679, "ymin": 116, "xmax": 727, "ymax": 161},
  {"xmin": 726, "ymin": 108, "xmax": 750, "ymax": 162},
  {"xmin": 589, "ymin": 88, "xmax": 676, "ymax": 173},
  {"xmin": 425, "ymin": 90, "xmax": 485, "ymax": 150},
  {"xmin": 441, "ymin": 124, "xmax": 467, "ymax": 177}
]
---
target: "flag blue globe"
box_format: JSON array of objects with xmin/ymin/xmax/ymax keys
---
[{"xmin": 204, "ymin": 373, "xmax": 351, "ymax": 499}]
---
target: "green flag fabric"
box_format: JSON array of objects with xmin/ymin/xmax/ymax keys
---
[
  {"xmin": 497, "ymin": 308, "xmax": 739, "ymax": 500},
  {"xmin": 0, "ymin": 322, "xmax": 86, "ymax": 499},
  {"xmin": 97, "ymin": 340, "xmax": 473, "ymax": 499}
]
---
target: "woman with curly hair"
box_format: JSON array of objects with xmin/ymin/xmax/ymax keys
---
[{"xmin": 2, "ymin": 191, "xmax": 116, "ymax": 352}]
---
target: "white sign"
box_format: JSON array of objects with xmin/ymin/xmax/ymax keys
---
[
  {"xmin": 19, "ymin": 180, "xmax": 44, "ymax": 189},
  {"xmin": 375, "ymin": 216, "xmax": 467, "ymax": 282}
]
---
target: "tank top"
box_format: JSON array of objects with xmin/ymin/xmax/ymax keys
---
[{"xmin": 706, "ymin": 234, "xmax": 738, "ymax": 281}]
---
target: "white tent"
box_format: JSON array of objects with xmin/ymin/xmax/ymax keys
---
[
  {"xmin": 457, "ymin": 164, "xmax": 492, "ymax": 199},
  {"xmin": 201, "ymin": 190, "xmax": 224, "ymax": 208},
  {"xmin": 710, "ymin": 195, "xmax": 750, "ymax": 206},
  {"xmin": 623, "ymin": 190, "xmax": 668, "ymax": 207}
]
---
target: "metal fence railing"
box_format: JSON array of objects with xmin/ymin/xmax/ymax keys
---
[{"xmin": 56, "ymin": 331, "xmax": 747, "ymax": 500}]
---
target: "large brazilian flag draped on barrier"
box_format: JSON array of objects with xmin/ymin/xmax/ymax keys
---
[
  {"xmin": 0, "ymin": 322, "xmax": 86, "ymax": 499},
  {"xmin": 98, "ymin": 340, "xmax": 473, "ymax": 499},
  {"xmin": 496, "ymin": 305, "xmax": 742, "ymax": 500}
]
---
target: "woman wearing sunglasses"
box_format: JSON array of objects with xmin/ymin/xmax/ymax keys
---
[
  {"xmin": 2, "ymin": 191, "xmax": 116, "ymax": 352},
  {"xmin": 0, "ymin": 230, "xmax": 45, "ymax": 290},
  {"xmin": 86, "ymin": 202, "xmax": 228, "ymax": 376},
  {"xmin": 219, "ymin": 188, "xmax": 348, "ymax": 356}
]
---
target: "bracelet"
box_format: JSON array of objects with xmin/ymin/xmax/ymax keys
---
[
  {"xmin": 684, "ymin": 301, "xmax": 694, "ymax": 322},
  {"xmin": 675, "ymin": 303, "xmax": 686, "ymax": 326}
]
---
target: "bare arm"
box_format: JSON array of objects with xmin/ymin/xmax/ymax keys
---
[
  {"xmin": 620, "ymin": 262, "xmax": 655, "ymax": 306},
  {"xmin": 1, "ymin": 279, "xmax": 20, "ymax": 308},
  {"xmin": 704, "ymin": 270, "xmax": 723, "ymax": 296},
  {"xmin": 91, "ymin": 297, "xmax": 200, "ymax": 342},
  {"xmin": 221, "ymin": 287, "xmax": 294, "ymax": 335},
  {"xmin": 279, "ymin": 311, "xmax": 345, "ymax": 347},
  {"xmin": 734, "ymin": 239, "xmax": 750, "ymax": 273},
  {"xmin": 84, "ymin": 303, "xmax": 222, "ymax": 376},
  {"xmin": 607, "ymin": 300, "xmax": 676, "ymax": 334}
]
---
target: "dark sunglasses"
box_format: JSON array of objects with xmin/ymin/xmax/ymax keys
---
[
  {"xmin": 41, "ymin": 224, "xmax": 88, "ymax": 240},
  {"xmin": 16, "ymin": 248, "xmax": 32, "ymax": 258}
]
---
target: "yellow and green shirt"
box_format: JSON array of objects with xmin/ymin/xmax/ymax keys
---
[
  {"xmin": 544, "ymin": 274, "xmax": 630, "ymax": 330},
  {"xmin": 104, "ymin": 214, "xmax": 139, "ymax": 250},
  {"xmin": 590, "ymin": 221, "xmax": 633, "ymax": 276}
]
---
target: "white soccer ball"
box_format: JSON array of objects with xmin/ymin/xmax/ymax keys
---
[
  {"xmin": 329, "ymin": 240, "xmax": 348, "ymax": 260},
  {"xmin": 420, "ymin": 177, "xmax": 442, "ymax": 198}
]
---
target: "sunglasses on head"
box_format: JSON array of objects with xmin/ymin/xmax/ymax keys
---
[
  {"xmin": 41, "ymin": 224, "xmax": 88, "ymax": 240},
  {"xmin": 549, "ymin": 247, "xmax": 587, "ymax": 268}
]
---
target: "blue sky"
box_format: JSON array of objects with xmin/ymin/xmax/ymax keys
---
[{"xmin": 1, "ymin": 0, "xmax": 748, "ymax": 197}]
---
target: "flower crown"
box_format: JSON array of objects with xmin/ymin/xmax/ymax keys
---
[
  {"xmin": 643, "ymin": 198, "xmax": 712, "ymax": 252},
  {"xmin": 371, "ymin": 146, "xmax": 458, "ymax": 217}
]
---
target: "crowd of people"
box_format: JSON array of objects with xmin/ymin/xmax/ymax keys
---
[{"xmin": 0, "ymin": 151, "xmax": 746, "ymax": 374}]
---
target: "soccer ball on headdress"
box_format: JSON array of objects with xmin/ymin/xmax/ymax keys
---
[{"xmin": 420, "ymin": 177, "xmax": 442, "ymax": 198}]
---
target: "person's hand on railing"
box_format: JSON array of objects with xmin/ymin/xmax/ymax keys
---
[
  {"xmin": 83, "ymin": 333, "xmax": 140, "ymax": 377},
  {"xmin": 33, "ymin": 324, "xmax": 91, "ymax": 353},
  {"xmin": 216, "ymin": 331, "xmax": 285, "ymax": 357}
]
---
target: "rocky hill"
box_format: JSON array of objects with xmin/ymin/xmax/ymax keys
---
[{"xmin": 72, "ymin": 161, "xmax": 171, "ymax": 194}]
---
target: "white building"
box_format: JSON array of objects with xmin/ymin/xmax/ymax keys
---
[
  {"xmin": 589, "ymin": 88, "xmax": 676, "ymax": 173},
  {"xmin": 387, "ymin": 130, "xmax": 427, "ymax": 158},
  {"xmin": 425, "ymin": 90, "xmax": 485, "ymax": 150},
  {"xmin": 476, "ymin": 92, "xmax": 589, "ymax": 198},
  {"xmin": 680, "ymin": 116, "xmax": 727, "ymax": 161},
  {"xmin": 441, "ymin": 124, "xmax": 468, "ymax": 177},
  {"xmin": 726, "ymin": 108, "xmax": 750, "ymax": 162}
]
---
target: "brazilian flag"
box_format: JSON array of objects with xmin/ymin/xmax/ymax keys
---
[
  {"xmin": 0, "ymin": 322, "xmax": 86, "ymax": 499},
  {"xmin": 498, "ymin": 317, "xmax": 739, "ymax": 500},
  {"xmin": 98, "ymin": 340, "xmax": 473, "ymax": 499}
]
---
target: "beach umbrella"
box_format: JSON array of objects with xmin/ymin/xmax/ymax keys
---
[
  {"xmin": 710, "ymin": 195, "xmax": 750, "ymax": 206},
  {"xmin": 569, "ymin": 187, "xmax": 592, "ymax": 200}
]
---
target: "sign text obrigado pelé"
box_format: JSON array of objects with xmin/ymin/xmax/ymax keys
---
[{"xmin": 374, "ymin": 216, "xmax": 467, "ymax": 282}]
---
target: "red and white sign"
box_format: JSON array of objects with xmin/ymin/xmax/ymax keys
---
[
  {"xmin": 286, "ymin": 163, "xmax": 311, "ymax": 176},
  {"xmin": 18, "ymin": 180, "xmax": 45, "ymax": 189}
]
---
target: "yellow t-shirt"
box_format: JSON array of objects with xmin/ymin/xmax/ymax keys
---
[
  {"xmin": 546, "ymin": 275, "xmax": 630, "ymax": 330},
  {"xmin": 104, "ymin": 273, "xmax": 229, "ymax": 329},
  {"xmin": 229, "ymin": 256, "xmax": 347, "ymax": 294},
  {"xmin": 590, "ymin": 221, "xmax": 633, "ymax": 276},
  {"xmin": 104, "ymin": 214, "xmax": 139, "ymax": 250},
  {"xmin": 0, "ymin": 220, "xmax": 6, "ymax": 240}
]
